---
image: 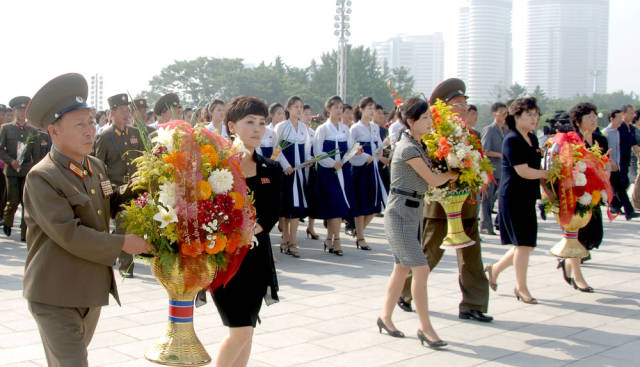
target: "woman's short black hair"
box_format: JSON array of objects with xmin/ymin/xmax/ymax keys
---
[
  {"xmin": 633, "ymin": 109, "xmax": 640, "ymax": 124},
  {"xmin": 570, "ymin": 102, "xmax": 597, "ymax": 130},
  {"xmin": 303, "ymin": 104, "xmax": 312, "ymax": 111},
  {"xmin": 342, "ymin": 104, "xmax": 352, "ymax": 112},
  {"xmin": 224, "ymin": 95, "xmax": 268, "ymax": 123},
  {"xmin": 399, "ymin": 97, "xmax": 429, "ymax": 129},
  {"xmin": 468, "ymin": 104, "xmax": 478, "ymax": 112},
  {"xmin": 506, "ymin": 97, "xmax": 539, "ymax": 130}
]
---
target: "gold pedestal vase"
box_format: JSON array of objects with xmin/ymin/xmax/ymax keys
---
[
  {"xmin": 145, "ymin": 257, "xmax": 216, "ymax": 366},
  {"xmin": 550, "ymin": 211, "xmax": 592, "ymax": 259},
  {"xmin": 438, "ymin": 191, "xmax": 475, "ymax": 250}
]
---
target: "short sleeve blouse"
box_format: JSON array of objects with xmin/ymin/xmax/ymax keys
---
[
  {"xmin": 499, "ymin": 130, "xmax": 542, "ymax": 201},
  {"xmin": 389, "ymin": 132, "xmax": 430, "ymax": 194}
]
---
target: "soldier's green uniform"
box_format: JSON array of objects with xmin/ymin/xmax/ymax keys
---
[
  {"xmin": 400, "ymin": 78, "xmax": 491, "ymax": 322},
  {"xmin": 93, "ymin": 93, "xmax": 145, "ymax": 277},
  {"xmin": 0, "ymin": 96, "xmax": 40, "ymax": 240},
  {"xmin": 24, "ymin": 73, "xmax": 125, "ymax": 367}
]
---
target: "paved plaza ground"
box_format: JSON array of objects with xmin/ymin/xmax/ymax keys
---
[{"xmin": 1, "ymin": 212, "xmax": 639, "ymax": 366}]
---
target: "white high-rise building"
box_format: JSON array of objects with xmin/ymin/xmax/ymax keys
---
[
  {"xmin": 372, "ymin": 33, "xmax": 444, "ymax": 96},
  {"xmin": 525, "ymin": 0, "xmax": 609, "ymax": 98},
  {"xmin": 457, "ymin": 0, "xmax": 513, "ymax": 104}
]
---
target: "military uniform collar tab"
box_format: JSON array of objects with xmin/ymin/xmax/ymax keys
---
[
  {"xmin": 114, "ymin": 126, "xmax": 128, "ymax": 136},
  {"xmin": 50, "ymin": 146, "xmax": 91, "ymax": 178}
]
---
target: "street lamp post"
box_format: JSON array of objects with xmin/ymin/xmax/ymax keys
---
[{"xmin": 335, "ymin": 0, "xmax": 351, "ymax": 100}]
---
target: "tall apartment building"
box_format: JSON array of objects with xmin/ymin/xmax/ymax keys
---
[
  {"xmin": 372, "ymin": 33, "xmax": 444, "ymax": 96},
  {"xmin": 457, "ymin": 0, "xmax": 513, "ymax": 104},
  {"xmin": 525, "ymin": 0, "xmax": 609, "ymax": 98}
]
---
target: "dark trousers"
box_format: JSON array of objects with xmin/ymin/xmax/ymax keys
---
[
  {"xmin": 610, "ymin": 171, "xmax": 634, "ymax": 216},
  {"xmin": 3, "ymin": 175, "xmax": 26, "ymax": 238},
  {"xmin": 0, "ymin": 172, "xmax": 6, "ymax": 221},
  {"xmin": 480, "ymin": 179, "xmax": 499, "ymax": 231},
  {"xmin": 29, "ymin": 301, "xmax": 101, "ymax": 367},
  {"xmin": 401, "ymin": 217, "xmax": 489, "ymax": 313}
]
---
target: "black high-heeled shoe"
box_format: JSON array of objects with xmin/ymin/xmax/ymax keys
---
[
  {"xmin": 376, "ymin": 317, "xmax": 404, "ymax": 338},
  {"xmin": 557, "ymin": 259, "xmax": 572, "ymax": 285},
  {"xmin": 333, "ymin": 239, "xmax": 343, "ymax": 256},
  {"xmin": 306, "ymin": 229, "xmax": 319, "ymax": 240},
  {"xmin": 323, "ymin": 239, "xmax": 334, "ymax": 253},
  {"xmin": 356, "ymin": 238, "xmax": 371, "ymax": 251},
  {"xmin": 417, "ymin": 329, "xmax": 447, "ymax": 349},
  {"xmin": 571, "ymin": 279, "xmax": 594, "ymax": 293}
]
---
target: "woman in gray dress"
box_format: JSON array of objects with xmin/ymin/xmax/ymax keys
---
[{"xmin": 377, "ymin": 97, "xmax": 457, "ymax": 349}]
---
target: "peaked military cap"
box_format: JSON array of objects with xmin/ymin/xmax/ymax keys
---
[
  {"xmin": 108, "ymin": 93, "xmax": 129, "ymax": 110},
  {"xmin": 131, "ymin": 98, "xmax": 148, "ymax": 110},
  {"xmin": 154, "ymin": 93, "xmax": 180, "ymax": 115},
  {"xmin": 9, "ymin": 96, "xmax": 31, "ymax": 110},
  {"xmin": 429, "ymin": 78, "xmax": 467, "ymax": 105},
  {"xmin": 26, "ymin": 73, "xmax": 89, "ymax": 130}
]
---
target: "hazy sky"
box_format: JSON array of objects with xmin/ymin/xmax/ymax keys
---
[{"xmin": 1, "ymin": 0, "xmax": 637, "ymax": 107}]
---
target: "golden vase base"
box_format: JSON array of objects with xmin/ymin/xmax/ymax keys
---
[
  {"xmin": 146, "ymin": 257, "xmax": 216, "ymax": 366},
  {"xmin": 550, "ymin": 211, "xmax": 592, "ymax": 259},
  {"xmin": 145, "ymin": 321, "xmax": 211, "ymax": 366},
  {"xmin": 438, "ymin": 191, "xmax": 475, "ymax": 250}
]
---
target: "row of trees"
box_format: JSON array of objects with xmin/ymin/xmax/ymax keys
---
[
  {"xmin": 474, "ymin": 83, "xmax": 639, "ymax": 131},
  {"xmin": 139, "ymin": 46, "xmax": 415, "ymax": 114},
  {"xmin": 139, "ymin": 46, "xmax": 639, "ymax": 132}
]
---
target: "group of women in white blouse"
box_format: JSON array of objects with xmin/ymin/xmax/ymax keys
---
[{"xmin": 205, "ymin": 94, "xmax": 392, "ymax": 258}]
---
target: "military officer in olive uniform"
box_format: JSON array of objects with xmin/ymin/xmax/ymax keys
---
[
  {"xmin": 131, "ymin": 98, "xmax": 155, "ymax": 134},
  {"xmin": 0, "ymin": 96, "xmax": 40, "ymax": 240},
  {"xmin": 93, "ymin": 93, "xmax": 146, "ymax": 278},
  {"xmin": 23, "ymin": 73, "xmax": 151, "ymax": 367},
  {"xmin": 399, "ymin": 78, "xmax": 493, "ymax": 323}
]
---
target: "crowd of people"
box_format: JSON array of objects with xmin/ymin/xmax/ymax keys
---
[{"xmin": 3, "ymin": 72, "xmax": 640, "ymax": 366}]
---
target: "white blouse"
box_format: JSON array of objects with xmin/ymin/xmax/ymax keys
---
[
  {"xmin": 349, "ymin": 120, "xmax": 384, "ymax": 167},
  {"xmin": 205, "ymin": 121, "xmax": 229, "ymax": 139}
]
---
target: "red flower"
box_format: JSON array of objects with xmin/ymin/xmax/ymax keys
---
[{"xmin": 214, "ymin": 194, "xmax": 234, "ymax": 214}]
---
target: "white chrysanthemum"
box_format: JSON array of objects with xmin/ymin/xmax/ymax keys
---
[
  {"xmin": 470, "ymin": 150, "xmax": 481, "ymax": 161},
  {"xmin": 446, "ymin": 152, "xmax": 461, "ymax": 168},
  {"xmin": 158, "ymin": 181, "xmax": 176, "ymax": 208},
  {"xmin": 209, "ymin": 168, "xmax": 234, "ymax": 194},
  {"xmin": 574, "ymin": 172, "xmax": 587, "ymax": 187},
  {"xmin": 152, "ymin": 127, "xmax": 174, "ymax": 152},
  {"xmin": 600, "ymin": 190, "xmax": 608, "ymax": 203},
  {"xmin": 578, "ymin": 192, "xmax": 592, "ymax": 206},
  {"xmin": 575, "ymin": 161, "xmax": 587, "ymax": 173},
  {"xmin": 153, "ymin": 205, "xmax": 178, "ymax": 228}
]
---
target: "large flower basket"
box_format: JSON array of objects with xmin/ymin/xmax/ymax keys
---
[{"xmin": 439, "ymin": 191, "xmax": 475, "ymax": 249}]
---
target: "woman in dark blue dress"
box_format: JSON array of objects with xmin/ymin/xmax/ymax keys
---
[
  {"xmin": 312, "ymin": 96, "xmax": 357, "ymax": 256},
  {"xmin": 485, "ymin": 97, "xmax": 548, "ymax": 304},
  {"xmin": 348, "ymin": 97, "xmax": 389, "ymax": 250},
  {"xmin": 273, "ymin": 96, "xmax": 312, "ymax": 258},
  {"xmin": 207, "ymin": 96, "xmax": 280, "ymax": 367}
]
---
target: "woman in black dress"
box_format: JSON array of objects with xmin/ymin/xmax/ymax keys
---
[
  {"xmin": 556, "ymin": 102, "xmax": 608, "ymax": 293},
  {"xmin": 211, "ymin": 96, "xmax": 281, "ymax": 367},
  {"xmin": 485, "ymin": 97, "xmax": 548, "ymax": 304}
]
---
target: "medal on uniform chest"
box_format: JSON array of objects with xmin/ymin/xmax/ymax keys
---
[
  {"xmin": 99, "ymin": 173, "xmax": 114, "ymax": 197},
  {"xmin": 130, "ymin": 136, "xmax": 138, "ymax": 145}
]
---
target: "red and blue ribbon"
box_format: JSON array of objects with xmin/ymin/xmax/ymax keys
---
[{"xmin": 168, "ymin": 300, "xmax": 194, "ymax": 323}]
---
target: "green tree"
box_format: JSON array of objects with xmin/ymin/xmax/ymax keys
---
[
  {"xmin": 505, "ymin": 83, "xmax": 528, "ymax": 101},
  {"xmin": 140, "ymin": 57, "xmax": 246, "ymax": 107}
]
